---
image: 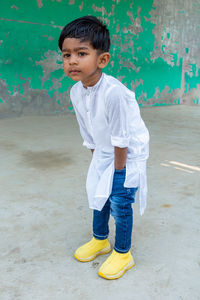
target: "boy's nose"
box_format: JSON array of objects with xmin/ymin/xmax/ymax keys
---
[{"xmin": 69, "ymin": 54, "xmax": 78, "ymax": 65}]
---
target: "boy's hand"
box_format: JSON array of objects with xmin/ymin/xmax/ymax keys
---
[{"xmin": 114, "ymin": 147, "xmax": 127, "ymax": 170}]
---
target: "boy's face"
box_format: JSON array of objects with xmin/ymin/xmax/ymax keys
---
[{"xmin": 61, "ymin": 38, "xmax": 110, "ymax": 87}]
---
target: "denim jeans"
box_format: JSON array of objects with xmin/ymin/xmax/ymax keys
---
[{"xmin": 93, "ymin": 167, "xmax": 138, "ymax": 253}]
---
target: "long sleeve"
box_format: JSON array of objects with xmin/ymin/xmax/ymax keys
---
[
  {"xmin": 70, "ymin": 89, "xmax": 95, "ymax": 150},
  {"xmin": 106, "ymin": 86, "xmax": 130, "ymax": 148}
]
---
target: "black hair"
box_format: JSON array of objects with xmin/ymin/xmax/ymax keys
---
[{"xmin": 58, "ymin": 15, "xmax": 110, "ymax": 52}]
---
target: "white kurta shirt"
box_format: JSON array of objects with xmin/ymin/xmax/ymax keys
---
[{"xmin": 70, "ymin": 73, "xmax": 149, "ymax": 215}]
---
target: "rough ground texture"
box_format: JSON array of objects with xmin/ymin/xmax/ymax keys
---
[{"xmin": 0, "ymin": 106, "xmax": 200, "ymax": 300}]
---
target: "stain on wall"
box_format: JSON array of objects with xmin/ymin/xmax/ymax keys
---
[{"xmin": 0, "ymin": 0, "xmax": 199, "ymax": 117}]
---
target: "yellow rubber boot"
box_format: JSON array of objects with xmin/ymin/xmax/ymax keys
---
[
  {"xmin": 74, "ymin": 237, "xmax": 111, "ymax": 262},
  {"xmin": 98, "ymin": 249, "xmax": 135, "ymax": 280}
]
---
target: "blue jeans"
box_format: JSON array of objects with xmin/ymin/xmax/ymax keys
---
[{"xmin": 93, "ymin": 167, "xmax": 138, "ymax": 253}]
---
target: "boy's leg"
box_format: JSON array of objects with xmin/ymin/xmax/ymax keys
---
[
  {"xmin": 93, "ymin": 199, "xmax": 110, "ymax": 240},
  {"xmin": 111, "ymin": 199, "xmax": 133, "ymax": 253},
  {"xmin": 110, "ymin": 168, "xmax": 137, "ymax": 253},
  {"xmin": 74, "ymin": 200, "xmax": 111, "ymax": 262},
  {"xmin": 98, "ymin": 168, "xmax": 138, "ymax": 279}
]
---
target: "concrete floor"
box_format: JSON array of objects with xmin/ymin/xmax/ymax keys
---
[{"xmin": 0, "ymin": 105, "xmax": 200, "ymax": 300}]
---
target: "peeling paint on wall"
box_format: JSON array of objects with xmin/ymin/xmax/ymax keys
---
[
  {"xmin": 0, "ymin": 0, "xmax": 200, "ymax": 117},
  {"xmin": 37, "ymin": 0, "xmax": 43, "ymax": 9},
  {"xmin": 150, "ymin": 0, "xmax": 200, "ymax": 105}
]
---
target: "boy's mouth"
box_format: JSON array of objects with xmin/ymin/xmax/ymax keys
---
[{"xmin": 69, "ymin": 70, "xmax": 81, "ymax": 75}]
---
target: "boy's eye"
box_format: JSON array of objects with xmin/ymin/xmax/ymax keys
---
[
  {"xmin": 63, "ymin": 53, "xmax": 70, "ymax": 58},
  {"xmin": 78, "ymin": 52, "xmax": 87, "ymax": 57}
]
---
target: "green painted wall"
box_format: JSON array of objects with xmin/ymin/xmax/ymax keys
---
[{"xmin": 0, "ymin": 0, "xmax": 200, "ymax": 116}]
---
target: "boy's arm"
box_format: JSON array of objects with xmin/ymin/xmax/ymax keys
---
[
  {"xmin": 114, "ymin": 146, "xmax": 127, "ymax": 170},
  {"xmin": 71, "ymin": 89, "xmax": 95, "ymax": 151},
  {"xmin": 106, "ymin": 87, "xmax": 130, "ymax": 167}
]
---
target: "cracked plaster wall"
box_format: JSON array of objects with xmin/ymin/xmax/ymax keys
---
[{"xmin": 0, "ymin": 0, "xmax": 199, "ymax": 117}]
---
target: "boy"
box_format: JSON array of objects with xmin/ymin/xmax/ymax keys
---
[{"xmin": 58, "ymin": 16, "xmax": 149, "ymax": 280}]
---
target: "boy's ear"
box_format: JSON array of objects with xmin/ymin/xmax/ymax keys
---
[{"xmin": 97, "ymin": 52, "xmax": 111, "ymax": 69}]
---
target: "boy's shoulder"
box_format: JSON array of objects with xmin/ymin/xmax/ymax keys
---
[
  {"xmin": 103, "ymin": 73, "xmax": 135, "ymax": 98},
  {"xmin": 103, "ymin": 73, "xmax": 125, "ymax": 88}
]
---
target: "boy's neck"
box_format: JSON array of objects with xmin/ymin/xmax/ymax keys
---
[{"xmin": 82, "ymin": 69, "xmax": 102, "ymax": 89}]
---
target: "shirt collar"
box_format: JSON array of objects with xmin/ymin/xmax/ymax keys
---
[{"xmin": 81, "ymin": 73, "xmax": 104, "ymax": 94}]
